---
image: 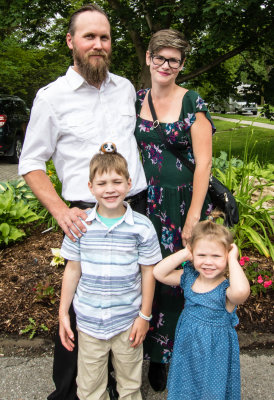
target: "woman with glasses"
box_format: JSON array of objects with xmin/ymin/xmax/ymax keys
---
[{"xmin": 134, "ymin": 29, "xmax": 215, "ymax": 392}]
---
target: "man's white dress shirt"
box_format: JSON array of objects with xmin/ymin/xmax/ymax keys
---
[{"xmin": 19, "ymin": 67, "xmax": 147, "ymax": 202}]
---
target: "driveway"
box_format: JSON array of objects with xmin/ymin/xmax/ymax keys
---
[{"xmin": 0, "ymin": 160, "xmax": 21, "ymax": 182}]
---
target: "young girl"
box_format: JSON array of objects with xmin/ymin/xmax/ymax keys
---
[{"xmin": 153, "ymin": 219, "xmax": 250, "ymax": 400}]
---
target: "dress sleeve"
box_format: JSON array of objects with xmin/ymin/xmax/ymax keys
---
[
  {"xmin": 135, "ymin": 89, "xmax": 148, "ymax": 117},
  {"xmin": 180, "ymin": 261, "xmax": 196, "ymax": 289},
  {"xmin": 181, "ymin": 90, "xmax": 216, "ymax": 135}
]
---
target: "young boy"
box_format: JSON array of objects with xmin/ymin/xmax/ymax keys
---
[{"xmin": 59, "ymin": 143, "xmax": 162, "ymax": 400}]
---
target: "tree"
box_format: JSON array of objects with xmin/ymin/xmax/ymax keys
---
[
  {"xmin": 98, "ymin": 0, "xmax": 274, "ymax": 87},
  {"xmin": 1, "ymin": 0, "xmax": 273, "ymax": 96}
]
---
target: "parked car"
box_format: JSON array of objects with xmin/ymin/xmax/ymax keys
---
[
  {"xmin": 0, "ymin": 95, "xmax": 29, "ymax": 163},
  {"xmin": 211, "ymin": 97, "xmax": 258, "ymax": 115}
]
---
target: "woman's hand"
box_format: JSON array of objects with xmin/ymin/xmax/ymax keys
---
[{"xmin": 181, "ymin": 213, "xmax": 200, "ymax": 247}]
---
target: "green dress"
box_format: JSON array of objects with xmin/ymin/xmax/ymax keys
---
[{"xmin": 135, "ymin": 89, "xmax": 215, "ymax": 363}]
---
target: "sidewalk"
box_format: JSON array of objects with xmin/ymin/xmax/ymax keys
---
[
  {"xmin": 212, "ymin": 115, "xmax": 274, "ymax": 130},
  {"xmin": 1, "ymin": 349, "xmax": 273, "ymax": 400}
]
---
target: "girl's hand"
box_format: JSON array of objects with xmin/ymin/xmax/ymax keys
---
[
  {"xmin": 183, "ymin": 245, "xmax": 193, "ymax": 262},
  {"xmin": 228, "ymin": 243, "xmax": 239, "ymax": 261}
]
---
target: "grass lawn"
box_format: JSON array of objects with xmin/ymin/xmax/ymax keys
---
[
  {"xmin": 212, "ymin": 119, "xmax": 274, "ymax": 164},
  {"xmin": 211, "ymin": 113, "xmax": 274, "ymax": 125}
]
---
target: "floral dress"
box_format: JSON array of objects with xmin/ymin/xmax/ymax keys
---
[{"xmin": 135, "ymin": 89, "xmax": 215, "ymax": 363}]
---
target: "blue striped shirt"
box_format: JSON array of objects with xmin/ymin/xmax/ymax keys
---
[{"xmin": 60, "ymin": 202, "xmax": 162, "ymax": 339}]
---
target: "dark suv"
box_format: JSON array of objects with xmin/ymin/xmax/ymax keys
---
[{"xmin": 0, "ymin": 95, "xmax": 29, "ymax": 163}]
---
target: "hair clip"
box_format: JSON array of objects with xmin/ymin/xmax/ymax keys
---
[
  {"xmin": 208, "ymin": 215, "xmax": 214, "ymax": 221},
  {"xmin": 100, "ymin": 142, "xmax": 117, "ymax": 154}
]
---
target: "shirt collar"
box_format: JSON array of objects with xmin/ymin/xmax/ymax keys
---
[
  {"xmin": 66, "ymin": 67, "xmax": 117, "ymax": 91},
  {"xmin": 86, "ymin": 201, "xmax": 134, "ymax": 226}
]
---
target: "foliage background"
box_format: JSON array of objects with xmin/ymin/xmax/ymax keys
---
[{"xmin": 0, "ymin": 0, "xmax": 273, "ymax": 107}]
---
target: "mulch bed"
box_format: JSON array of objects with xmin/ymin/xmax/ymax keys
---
[{"xmin": 0, "ymin": 224, "xmax": 273, "ymax": 343}]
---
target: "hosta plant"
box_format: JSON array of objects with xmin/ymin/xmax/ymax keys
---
[{"xmin": 0, "ymin": 187, "xmax": 41, "ymax": 246}]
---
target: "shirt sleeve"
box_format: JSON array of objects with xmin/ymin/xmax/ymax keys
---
[
  {"xmin": 137, "ymin": 219, "xmax": 162, "ymax": 266},
  {"xmin": 18, "ymin": 90, "xmax": 60, "ymax": 175},
  {"xmin": 60, "ymin": 234, "xmax": 81, "ymax": 261}
]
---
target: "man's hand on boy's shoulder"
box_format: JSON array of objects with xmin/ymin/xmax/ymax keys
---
[
  {"xmin": 59, "ymin": 206, "xmax": 92, "ymax": 242},
  {"xmin": 129, "ymin": 317, "xmax": 149, "ymax": 348}
]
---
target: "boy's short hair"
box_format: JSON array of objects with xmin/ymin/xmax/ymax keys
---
[{"xmin": 89, "ymin": 152, "xmax": 130, "ymax": 182}]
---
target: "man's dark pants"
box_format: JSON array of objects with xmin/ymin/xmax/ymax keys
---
[{"xmin": 47, "ymin": 193, "xmax": 147, "ymax": 400}]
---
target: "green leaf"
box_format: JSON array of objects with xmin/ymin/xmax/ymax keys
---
[
  {"xmin": 0, "ymin": 223, "xmax": 10, "ymax": 237},
  {"xmin": 240, "ymin": 226, "xmax": 270, "ymax": 257}
]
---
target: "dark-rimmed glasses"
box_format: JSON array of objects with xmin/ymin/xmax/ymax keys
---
[{"xmin": 150, "ymin": 53, "xmax": 182, "ymax": 69}]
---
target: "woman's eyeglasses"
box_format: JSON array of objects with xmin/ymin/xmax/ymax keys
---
[{"xmin": 150, "ymin": 53, "xmax": 182, "ymax": 69}]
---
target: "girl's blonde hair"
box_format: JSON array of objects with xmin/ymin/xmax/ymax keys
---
[
  {"xmin": 89, "ymin": 152, "xmax": 130, "ymax": 183},
  {"xmin": 189, "ymin": 216, "xmax": 234, "ymax": 252}
]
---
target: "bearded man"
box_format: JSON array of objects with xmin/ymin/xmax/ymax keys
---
[{"xmin": 19, "ymin": 4, "xmax": 147, "ymax": 400}]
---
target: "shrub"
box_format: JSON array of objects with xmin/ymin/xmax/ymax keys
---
[{"xmin": 213, "ymin": 153, "xmax": 274, "ymax": 260}]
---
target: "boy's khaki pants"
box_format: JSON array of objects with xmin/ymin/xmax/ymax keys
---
[{"xmin": 77, "ymin": 327, "xmax": 143, "ymax": 400}]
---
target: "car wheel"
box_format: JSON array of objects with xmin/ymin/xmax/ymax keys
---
[
  {"xmin": 10, "ymin": 137, "xmax": 23, "ymax": 164},
  {"xmin": 252, "ymin": 111, "xmax": 257, "ymax": 115}
]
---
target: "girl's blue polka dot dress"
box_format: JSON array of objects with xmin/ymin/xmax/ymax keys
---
[{"xmin": 167, "ymin": 263, "xmax": 241, "ymax": 400}]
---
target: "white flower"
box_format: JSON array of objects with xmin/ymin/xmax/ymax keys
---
[{"xmin": 50, "ymin": 248, "xmax": 65, "ymax": 266}]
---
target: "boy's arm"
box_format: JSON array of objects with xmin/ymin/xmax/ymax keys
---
[
  {"xmin": 59, "ymin": 260, "xmax": 81, "ymax": 351},
  {"xmin": 226, "ymin": 244, "xmax": 250, "ymax": 308},
  {"xmin": 129, "ymin": 264, "xmax": 155, "ymax": 348},
  {"xmin": 153, "ymin": 246, "xmax": 192, "ymax": 286}
]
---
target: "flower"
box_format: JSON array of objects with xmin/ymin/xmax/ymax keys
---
[
  {"xmin": 264, "ymin": 280, "xmax": 272, "ymax": 288},
  {"xmin": 50, "ymin": 248, "xmax": 65, "ymax": 266},
  {"xmin": 239, "ymin": 256, "xmax": 250, "ymax": 266},
  {"xmin": 257, "ymin": 275, "xmax": 264, "ymax": 284}
]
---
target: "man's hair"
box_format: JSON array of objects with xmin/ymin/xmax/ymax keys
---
[
  {"xmin": 148, "ymin": 29, "xmax": 190, "ymax": 61},
  {"xmin": 188, "ymin": 219, "xmax": 234, "ymax": 252},
  {"xmin": 89, "ymin": 152, "xmax": 130, "ymax": 183},
  {"xmin": 68, "ymin": 4, "xmax": 109, "ymax": 36}
]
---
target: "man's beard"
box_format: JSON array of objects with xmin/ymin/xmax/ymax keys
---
[{"xmin": 73, "ymin": 47, "xmax": 111, "ymax": 86}]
